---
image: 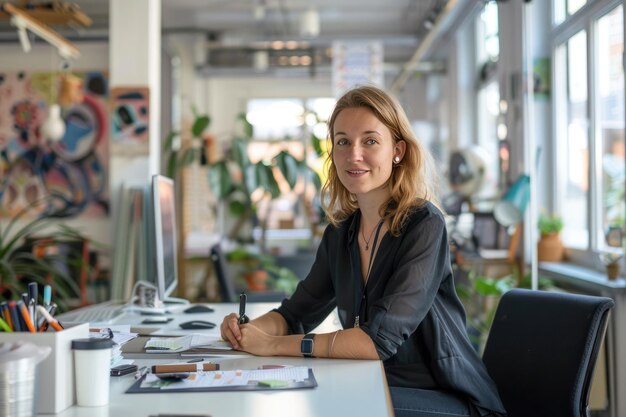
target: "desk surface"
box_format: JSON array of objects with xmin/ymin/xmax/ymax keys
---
[{"xmin": 51, "ymin": 302, "xmax": 394, "ymax": 417}]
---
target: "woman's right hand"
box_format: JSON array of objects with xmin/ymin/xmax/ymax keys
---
[{"xmin": 220, "ymin": 312, "xmax": 242, "ymax": 350}]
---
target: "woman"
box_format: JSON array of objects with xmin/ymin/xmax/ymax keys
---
[{"xmin": 220, "ymin": 85, "xmax": 506, "ymax": 417}]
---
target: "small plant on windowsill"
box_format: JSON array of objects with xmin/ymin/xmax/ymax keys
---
[
  {"xmin": 601, "ymin": 252, "xmax": 623, "ymax": 281},
  {"xmin": 537, "ymin": 212, "xmax": 565, "ymax": 262}
]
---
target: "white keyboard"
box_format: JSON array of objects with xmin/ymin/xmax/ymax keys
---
[{"xmin": 58, "ymin": 302, "xmax": 128, "ymax": 325}]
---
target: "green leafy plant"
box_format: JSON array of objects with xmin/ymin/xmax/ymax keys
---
[
  {"xmin": 163, "ymin": 107, "xmax": 211, "ymax": 178},
  {"xmin": 207, "ymin": 113, "xmax": 321, "ymax": 242},
  {"xmin": 0, "ymin": 198, "xmax": 87, "ymax": 311},
  {"xmin": 226, "ymin": 246, "xmax": 299, "ymax": 295},
  {"xmin": 538, "ymin": 212, "xmax": 564, "ymax": 235},
  {"xmin": 456, "ymin": 268, "xmax": 554, "ymax": 353}
]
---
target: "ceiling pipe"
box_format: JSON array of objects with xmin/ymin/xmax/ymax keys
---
[{"xmin": 390, "ymin": 0, "xmax": 466, "ymax": 93}]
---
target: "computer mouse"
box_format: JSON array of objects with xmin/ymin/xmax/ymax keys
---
[
  {"xmin": 179, "ymin": 320, "xmax": 216, "ymax": 330},
  {"xmin": 184, "ymin": 305, "xmax": 215, "ymax": 314}
]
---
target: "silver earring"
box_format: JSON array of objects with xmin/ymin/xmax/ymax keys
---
[{"xmin": 393, "ymin": 156, "xmax": 400, "ymax": 164}]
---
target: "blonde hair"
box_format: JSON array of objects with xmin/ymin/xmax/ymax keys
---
[{"xmin": 321, "ymin": 85, "xmax": 439, "ymax": 236}]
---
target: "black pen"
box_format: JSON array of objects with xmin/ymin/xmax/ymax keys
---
[
  {"xmin": 28, "ymin": 282, "xmax": 37, "ymax": 327},
  {"xmin": 238, "ymin": 292, "xmax": 249, "ymax": 324}
]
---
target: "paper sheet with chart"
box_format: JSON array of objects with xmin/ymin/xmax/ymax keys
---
[{"xmin": 141, "ymin": 366, "xmax": 310, "ymax": 389}]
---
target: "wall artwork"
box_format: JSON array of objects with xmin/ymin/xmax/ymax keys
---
[
  {"xmin": 0, "ymin": 70, "xmax": 110, "ymax": 219},
  {"xmin": 110, "ymin": 86, "xmax": 149, "ymax": 155},
  {"xmin": 533, "ymin": 57, "xmax": 551, "ymax": 101}
]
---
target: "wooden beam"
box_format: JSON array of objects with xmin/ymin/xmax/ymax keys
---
[
  {"xmin": 2, "ymin": 2, "xmax": 80, "ymax": 59},
  {"xmin": 0, "ymin": 1, "xmax": 92, "ymax": 27}
]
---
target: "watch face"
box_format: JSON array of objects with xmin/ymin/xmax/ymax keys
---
[{"xmin": 301, "ymin": 338, "xmax": 314, "ymax": 355}]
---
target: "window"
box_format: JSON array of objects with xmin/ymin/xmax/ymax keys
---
[
  {"xmin": 246, "ymin": 97, "xmax": 334, "ymax": 232},
  {"xmin": 596, "ymin": 5, "xmax": 625, "ymax": 250},
  {"xmin": 553, "ymin": 1, "xmax": 624, "ymax": 258},
  {"xmin": 554, "ymin": 0, "xmax": 589, "ymax": 25},
  {"xmin": 558, "ymin": 30, "xmax": 589, "ymax": 248},
  {"xmin": 475, "ymin": 1, "xmax": 500, "ymax": 200}
]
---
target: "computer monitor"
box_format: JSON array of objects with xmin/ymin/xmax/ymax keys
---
[{"xmin": 152, "ymin": 174, "xmax": 188, "ymax": 305}]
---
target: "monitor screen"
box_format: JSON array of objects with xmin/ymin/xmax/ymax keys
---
[{"xmin": 152, "ymin": 174, "xmax": 178, "ymax": 302}]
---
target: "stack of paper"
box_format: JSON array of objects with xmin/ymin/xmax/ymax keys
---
[{"xmin": 90, "ymin": 326, "xmax": 138, "ymax": 367}]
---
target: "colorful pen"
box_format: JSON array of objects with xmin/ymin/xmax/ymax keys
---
[
  {"xmin": 17, "ymin": 301, "xmax": 35, "ymax": 333},
  {"xmin": 0, "ymin": 302, "xmax": 11, "ymax": 330},
  {"xmin": 8, "ymin": 301, "xmax": 21, "ymax": 332},
  {"xmin": 0, "ymin": 317, "xmax": 12, "ymax": 332},
  {"xmin": 151, "ymin": 363, "xmax": 220, "ymax": 373},
  {"xmin": 238, "ymin": 292, "xmax": 249, "ymax": 324},
  {"xmin": 43, "ymin": 284, "xmax": 52, "ymax": 308},
  {"xmin": 36, "ymin": 305, "xmax": 64, "ymax": 331}
]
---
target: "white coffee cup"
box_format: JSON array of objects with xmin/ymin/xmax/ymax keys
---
[{"xmin": 71, "ymin": 338, "xmax": 114, "ymax": 407}]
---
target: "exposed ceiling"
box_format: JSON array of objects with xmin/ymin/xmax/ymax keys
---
[{"xmin": 0, "ymin": 0, "xmax": 456, "ymax": 76}]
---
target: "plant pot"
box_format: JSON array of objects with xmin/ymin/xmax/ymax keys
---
[
  {"xmin": 538, "ymin": 232, "xmax": 564, "ymax": 262},
  {"xmin": 606, "ymin": 263, "xmax": 620, "ymax": 280},
  {"xmin": 244, "ymin": 270, "xmax": 269, "ymax": 291}
]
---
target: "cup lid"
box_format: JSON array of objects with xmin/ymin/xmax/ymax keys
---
[{"xmin": 71, "ymin": 338, "xmax": 114, "ymax": 350}]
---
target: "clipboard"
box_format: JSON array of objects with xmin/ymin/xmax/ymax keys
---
[{"xmin": 126, "ymin": 368, "xmax": 318, "ymax": 393}]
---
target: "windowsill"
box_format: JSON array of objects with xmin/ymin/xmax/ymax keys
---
[{"xmin": 539, "ymin": 261, "xmax": 626, "ymax": 293}]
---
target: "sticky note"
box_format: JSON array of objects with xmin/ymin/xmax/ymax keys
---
[{"xmin": 258, "ymin": 379, "xmax": 289, "ymax": 388}]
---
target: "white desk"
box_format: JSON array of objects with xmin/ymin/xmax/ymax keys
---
[{"xmin": 51, "ymin": 302, "xmax": 395, "ymax": 417}]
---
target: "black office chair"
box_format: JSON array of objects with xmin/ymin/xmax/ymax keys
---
[
  {"xmin": 209, "ymin": 243, "xmax": 288, "ymax": 303},
  {"xmin": 210, "ymin": 244, "xmax": 237, "ymax": 303},
  {"xmin": 482, "ymin": 288, "xmax": 614, "ymax": 417}
]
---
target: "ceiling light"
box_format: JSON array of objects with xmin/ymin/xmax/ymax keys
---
[
  {"xmin": 41, "ymin": 104, "xmax": 66, "ymax": 142},
  {"xmin": 271, "ymin": 40, "xmax": 285, "ymax": 50}
]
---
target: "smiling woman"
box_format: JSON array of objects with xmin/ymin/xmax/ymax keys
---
[{"xmin": 219, "ymin": 85, "xmax": 506, "ymax": 417}]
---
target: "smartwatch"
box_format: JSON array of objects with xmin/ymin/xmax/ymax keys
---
[{"xmin": 301, "ymin": 333, "xmax": 316, "ymax": 358}]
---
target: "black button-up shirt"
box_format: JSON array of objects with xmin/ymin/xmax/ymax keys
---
[{"xmin": 276, "ymin": 202, "xmax": 506, "ymax": 416}]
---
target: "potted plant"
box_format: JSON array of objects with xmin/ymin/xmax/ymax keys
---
[
  {"xmin": 601, "ymin": 252, "xmax": 623, "ymax": 280},
  {"xmin": 162, "ymin": 107, "xmax": 211, "ymax": 179},
  {"xmin": 0, "ymin": 198, "xmax": 86, "ymax": 310},
  {"xmin": 226, "ymin": 246, "xmax": 299, "ymax": 294},
  {"xmin": 537, "ymin": 212, "xmax": 565, "ymax": 262},
  {"xmin": 207, "ymin": 113, "xmax": 321, "ymax": 244}
]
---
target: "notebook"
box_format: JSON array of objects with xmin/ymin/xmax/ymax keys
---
[{"xmin": 144, "ymin": 334, "xmax": 232, "ymax": 353}]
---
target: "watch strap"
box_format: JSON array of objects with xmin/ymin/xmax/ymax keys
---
[{"xmin": 301, "ymin": 333, "xmax": 316, "ymax": 358}]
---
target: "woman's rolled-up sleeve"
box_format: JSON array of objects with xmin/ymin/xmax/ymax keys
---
[{"xmin": 360, "ymin": 211, "xmax": 450, "ymax": 360}]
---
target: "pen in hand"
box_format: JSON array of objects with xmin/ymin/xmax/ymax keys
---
[{"xmin": 238, "ymin": 292, "xmax": 249, "ymax": 324}]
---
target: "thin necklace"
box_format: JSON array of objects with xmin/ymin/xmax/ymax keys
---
[{"xmin": 361, "ymin": 219, "xmax": 383, "ymax": 250}]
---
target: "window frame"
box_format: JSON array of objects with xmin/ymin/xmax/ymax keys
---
[{"xmin": 551, "ymin": 0, "xmax": 625, "ymax": 267}]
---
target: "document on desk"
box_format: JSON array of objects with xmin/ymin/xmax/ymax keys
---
[
  {"xmin": 126, "ymin": 366, "xmax": 317, "ymax": 393},
  {"xmin": 145, "ymin": 334, "xmax": 232, "ymax": 353}
]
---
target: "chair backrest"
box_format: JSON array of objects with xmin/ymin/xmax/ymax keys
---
[
  {"xmin": 210, "ymin": 244, "xmax": 237, "ymax": 303},
  {"xmin": 482, "ymin": 288, "xmax": 614, "ymax": 417}
]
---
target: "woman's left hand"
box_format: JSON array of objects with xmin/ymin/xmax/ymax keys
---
[{"xmin": 237, "ymin": 323, "xmax": 277, "ymax": 356}]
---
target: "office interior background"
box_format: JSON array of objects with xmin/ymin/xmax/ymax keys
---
[{"xmin": 0, "ymin": 0, "xmax": 625, "ymax": 415}]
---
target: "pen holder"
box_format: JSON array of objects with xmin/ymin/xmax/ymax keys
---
[
  {"xmin": 0, "ymin": 342, "xmax": 51, "ymax": 417},
  {"xmin": 0, "ymin": 322, "xmax": 89, "ymax": 413}
]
